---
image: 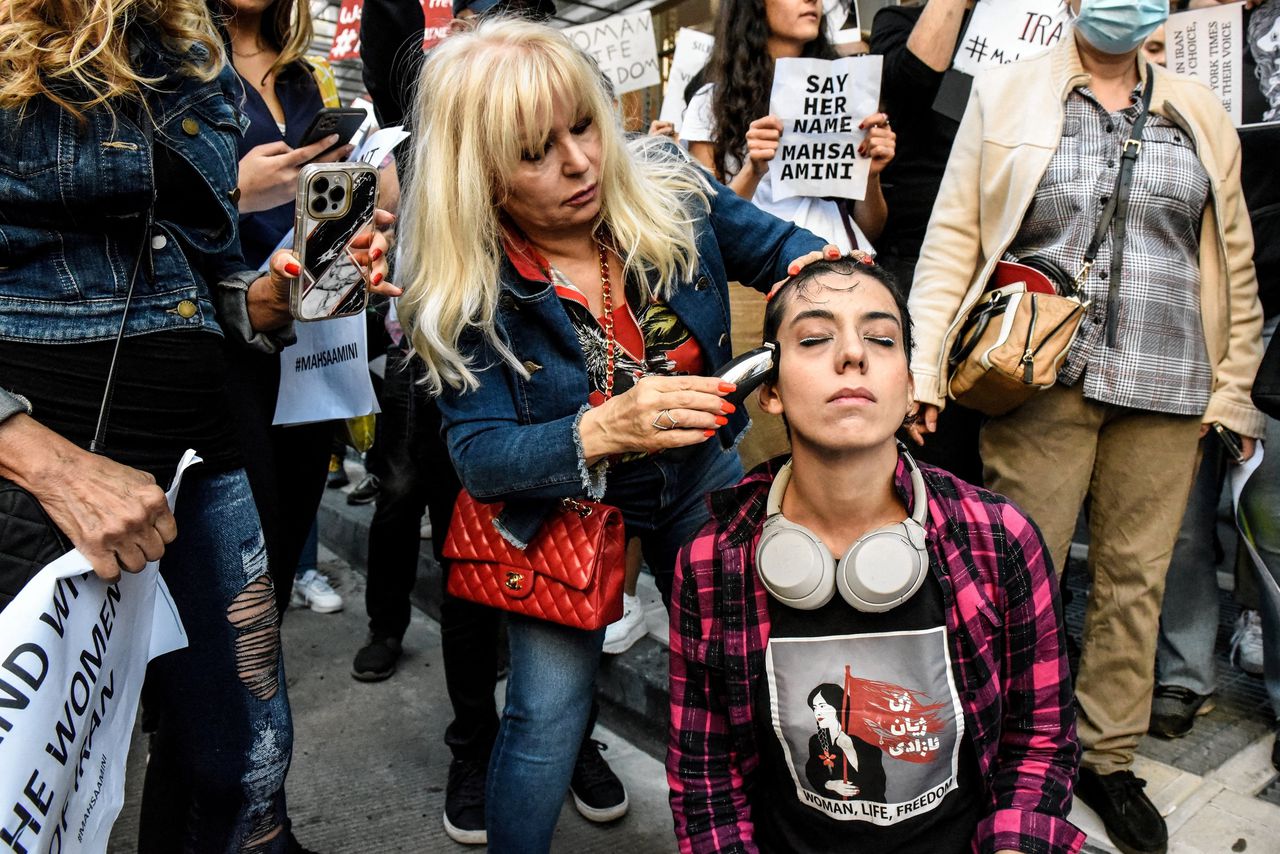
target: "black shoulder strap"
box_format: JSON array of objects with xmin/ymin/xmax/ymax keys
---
[
  {"xmin": 1075, "ymin": 64, "xmax": 1155, "ymax": 347},
  {"xmin": 90, "ymin": 112, "xmax": 156, "ymax": 454}
]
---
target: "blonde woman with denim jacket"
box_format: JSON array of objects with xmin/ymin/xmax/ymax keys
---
[{"xmin": 903, "ymin": 6, "xmax": 1264, "ymax": 854}]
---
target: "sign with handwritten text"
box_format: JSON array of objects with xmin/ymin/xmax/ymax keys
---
[
  {"xmin": 564, "ymin": 12, "xmax": 661, "ymax": 95},
  {"xmin": 951, "ymin": 0, "xmax": 1070, "ymax": 76},
  {"xmin": 659, "ymin": 29, "xmax": 715, "ymax": 129}
]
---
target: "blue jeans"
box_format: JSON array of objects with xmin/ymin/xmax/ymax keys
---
[
  {"xmin": 138, "ymin": 468, "xmax": 294, "ymax": 853},
  {"xmin": 1157, "ymin": 318, "xmax": 1280, "ymax": 717},
  {"xmin": 485, "ymin": 443, "xmax": 742, "ymax": 852}
]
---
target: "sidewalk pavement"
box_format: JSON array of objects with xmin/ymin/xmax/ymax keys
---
[{"xmin": 108, "ymin": 544, "xmax": 678, "ymax": 853}]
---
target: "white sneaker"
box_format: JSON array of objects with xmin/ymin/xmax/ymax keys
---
[
  {"xmin": 292, "ymin": 569, "xmax": 344, "ymax": 614},
  {"xmin": 1231, "ymin": 609, "xmax": 1264, "ymax": 675},
  {"xmin": 602, "ymin": 593, "xmax": 645, "ymax": 655}
]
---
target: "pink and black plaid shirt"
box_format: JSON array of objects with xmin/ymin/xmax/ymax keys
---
[{"xmin": 667, "ymin": 458, "xmax": 1084, "ymax": 854}]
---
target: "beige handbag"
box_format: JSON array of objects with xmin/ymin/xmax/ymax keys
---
[{"xmin": 946, "ymin": 262, "xmax": 1087, "ymax": 416}]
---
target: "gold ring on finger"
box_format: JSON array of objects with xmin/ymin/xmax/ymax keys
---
[{"xmin": 652, "ymin": 409, "xmax": 679, "ymax": 431}]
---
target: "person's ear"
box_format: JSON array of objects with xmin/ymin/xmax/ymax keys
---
[{"xmin": 759, "ymin": 379, "xmax": 784, "ymax": 416}]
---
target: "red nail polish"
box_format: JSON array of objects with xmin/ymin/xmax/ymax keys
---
[
  {"xmin": 703, "ymin": 429, "xmax": 716, "ymax": 438},
  {"xmin": 284, "ymin": 262, "xmax": 300, "ymax": 276},
  {"xmin": 372, "ymin": 247, "xmax": 383, "ymax": 260},
  {"xmin": 372, "ymin": 272, "xmax": 383, "ymax": 285},
  {"xmin": 721, "ymin": 401, "xmax": 736, "ymax": 414},
  {"xmin": 715, "ymin": 416, "xmax": 728, "ymax": 426},
  {"xmin": 718, "ymin": 382, "xmax": 737, "ymax": 393},
  {"xmin": 788, "ymin": 266, "xmax": 799, "ymax": 275}
]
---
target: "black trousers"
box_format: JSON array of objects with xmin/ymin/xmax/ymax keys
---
[
  {"xmin": 367, "ymin": 353, "xmax": 503, "ymax": 760},
  {"xmin": 224, "ymin": 345, "xmax": 333, "ymax": 614}
]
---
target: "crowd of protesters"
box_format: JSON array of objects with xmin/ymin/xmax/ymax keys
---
[{"xmin": 0, "ymin": 1, "xmax": 1278, "ymax": 854}]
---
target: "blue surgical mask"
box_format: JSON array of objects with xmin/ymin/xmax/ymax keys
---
[{"xmin": 1073, "ymin": 0, "xmax": 1168, "ymax": 56}]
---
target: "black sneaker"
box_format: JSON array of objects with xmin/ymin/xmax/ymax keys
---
[
  {"xmin": 346, "ymin": 473, "xmax": 380, "ymax": 505},
  {"xmin": 570, "ymin": 738, "xmax": 628, "ymax": 823},
  {"xmin": 1148, "ymin": 684, "xmax": 1214, "ymax": 739},
  {"xmin": 1075, "ymin": 767, "xmax": 1167, "ymax": 854},
  {"xmin": 443, "ymin": 757, "xmax": 487, "ymax": 845},
  {"xmin": 351, "ymin": 635, "xmax": 402, "ymax": 682}
]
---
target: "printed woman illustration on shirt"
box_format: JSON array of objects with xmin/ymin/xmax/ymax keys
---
[
  {"xmin": 805, "ymin": 682, "xmax": 887, "ymax": 802},
  {"xmin": 764, "ymin": 627, "xmax": 965, "ymax": 825}
]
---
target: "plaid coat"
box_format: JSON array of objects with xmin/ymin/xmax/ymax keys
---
[{"xmin": 667, "ymin": 458, "xmax": 1084, "ymax": 854}]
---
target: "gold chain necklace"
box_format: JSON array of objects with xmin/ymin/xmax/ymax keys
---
[{"xmin": 597, "ymin": 242, "xmax": 616, "ymax": 400}]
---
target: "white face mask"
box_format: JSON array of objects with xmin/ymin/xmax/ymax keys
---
[{"xmin": 1073, "ymin": 0, "xmax": 1169, "ymax": 56}]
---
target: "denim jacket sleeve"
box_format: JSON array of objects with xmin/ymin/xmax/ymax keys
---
[
  {"xmin": 700, "ymin": 171, "xmax": 830, "ymax": 293},
  {"xmin": 435, "ymin": 346, "xmax": 605, "ymax": 508}
]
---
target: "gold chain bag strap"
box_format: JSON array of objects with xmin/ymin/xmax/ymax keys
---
[
  {"xmin": 946, "ymin": 66, "xmax": 1155, "ymax": 417},
  {"xmin": 443, "ymin": 241, "xmax": 626, "ymax": 630}
]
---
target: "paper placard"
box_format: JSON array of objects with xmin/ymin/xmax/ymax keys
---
[
  {"xmin": 951, "ymin": 0, "xmax": 1070, "ymax": 76},
  {"xmin": 823, "ymin": 0, "xmax": 862, "ymax": 45},
  {"xmin": 768, "ymin": 55, "xmax": 883, "ymax": 202},
  {"xmin": 274, "ymin": 313, "xmax": 378, "ymax": 426},
  {"xmin": 329, "ymin": 0, "xmax": 363, "ymax": 62},
  {"xmin": 420, "ymin": 0, "xmax": 453, "ymax": 52},
  {"xmin": 1169, "ymin": 5, "xmax": 1244, "ymax": 126},
  {"xmin": 564, "ymin": 12, "xmax": 661, "ymax": 95},
  {"xmin": 659, "ymin": 29, "xmax": 715, "ymax": 129},
  {"xmin": 0, "ymin": 450, "xmax": 196, "ymax": 854}
]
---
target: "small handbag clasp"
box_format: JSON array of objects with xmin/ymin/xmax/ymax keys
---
[{"xmin": 505, "ymin": 571, "xmax": 524, "ymax": 591}]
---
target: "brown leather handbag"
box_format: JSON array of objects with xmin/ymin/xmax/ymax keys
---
[{"xmin": 444, "ymin": 493, "xmax": 626, "ymax": 631}]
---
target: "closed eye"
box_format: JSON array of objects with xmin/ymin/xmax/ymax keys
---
[
  {"xmin": 799, "ymin": 336, "xmax": 832, "ymax": 347},
  {"xmin": 864, "ymin": 335, "xmax": 895, "ymax": 347},
  {"xmin": 571, "ymin": 116, "xmax": 593, "ymax": 135}
]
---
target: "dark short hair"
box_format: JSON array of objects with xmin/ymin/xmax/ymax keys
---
[{"xmin": 763, "ymin": 257, "xmax": 915, "ymax": 375}]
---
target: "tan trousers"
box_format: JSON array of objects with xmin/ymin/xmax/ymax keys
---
[
  {"xmin": 980, "ymin": 382, "xmax": 1201, "ymax": 774},
  {"xmin": 730, "ymin": 287, "xmax": 790, "ymax": 471}
]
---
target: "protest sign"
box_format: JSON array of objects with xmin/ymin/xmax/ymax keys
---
[
  {"xmin": 951, "ymin": 0, "xmax": 1070, "ymax": 76},
  {"xmin": 274, "ymin": 313, "xmax": 379, "ymax": 426},
  {"xmin": 421, "ymin": 0, "xmax": 453, "ymax": 52},
  {"xmin": 658, "ymin": 29, "xmax": 715, "ymax": 129},
  {"xmin": 564, "ymin": 12, "xmax": 661, "ymax": 95},
  {"xmin": 1230, "ymin": 447, "xmax": 1280, "ymax": 609},
  {"xmin": 0, "ymin": 451, "xmax": 194, "ymax": 854},
  {"xmin": 1169, "ymin": 5, "xmax": 1244, "ymax": 126},
  {"xmin": 768, "ymin": 55, "xmax": 883, "ymax": 202},
  {"xmin": 328, "ymin": 0, "xmax": 363, "ymax": 62},
  {"xmin": 823, "ymin": 0, "xmax": 861, "ymax": 46}
]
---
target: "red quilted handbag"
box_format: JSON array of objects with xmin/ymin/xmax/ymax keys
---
[{"xmin": 444, "ymin": 492, "xmax": 626, "ymax": 631}]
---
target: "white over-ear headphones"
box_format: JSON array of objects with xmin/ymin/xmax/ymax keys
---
[{"xmin": 756, "ymin": 446, "xmax": 930, "ymax": 612}]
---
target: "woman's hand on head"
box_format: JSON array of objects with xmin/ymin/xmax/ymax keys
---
[
  {"xmin": 745, "ymin": 115, "xmax": 784, "ymax": 177},
  {"xmin": 764, "ymin": 245, "xmax": 845, "ymax": 300},
  {"xmin": 235, "ymin": 136, "xmax": 355, "ymax": 214},
  {"xmin": 647, "ymin": 120, "xmax": 677, "ymax": 139},
  {"xmin": 906, "ymin": 403, "xmax": 939, "ymax": 446},
  {"xmin": 858, "ymin": 113, "xmax": 896, "ymax": 178},
  {"xmin": 578, "ymin": 375, "xmax": 738, "ymax": 463}
]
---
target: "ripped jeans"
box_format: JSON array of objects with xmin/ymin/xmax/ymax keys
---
[{"xmin": 138, "ymin": 468, "xmax": 294, "ymax": 853}]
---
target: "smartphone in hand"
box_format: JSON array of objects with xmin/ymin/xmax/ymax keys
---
[
  {"xmin": 298, "ymin": 108, "xmax": 367, "ymax": 158},
  {"xmin": 1212, "ymin": 423, "xmax": 1247, "ymax": 465},
  {"xmin": 291, "ymin": 162, "xmax": 379, "ymax": 322}
]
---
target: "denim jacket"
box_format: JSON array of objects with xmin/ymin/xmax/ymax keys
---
[
  {"xmin": 435, "ymin": 177, "xmax": 827, "ymax": 547},
  {"xmin": 0, "ymin": 33, "xmax": 253, "ymax": 347}
]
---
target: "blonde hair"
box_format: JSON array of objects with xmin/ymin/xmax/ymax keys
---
[
  {"xmin": 0, "ymin": 0, "xmax": 224, "ymax": 119},
  {"xmin": 397, "ymin": 17, "xmax": 712, "ymax": 394}
]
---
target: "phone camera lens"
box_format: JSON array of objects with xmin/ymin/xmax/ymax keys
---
[
  {"xmin": 310, "ymin": 196, "xmax": 327, "ymax": 215},
  {"xmin": 328, "ymin": 185, "xmax": 346, "ymax": 203},
  {"xmin": 313, "ymin": 177, "xmax": 330, "ymax": 194}
]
